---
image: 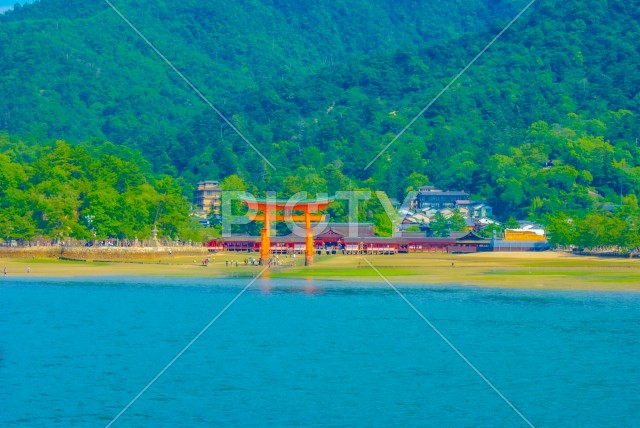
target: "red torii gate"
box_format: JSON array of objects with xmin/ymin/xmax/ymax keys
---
[{"xmin": 240, "ymin": 196, "xmax": 333, "ymax": 266}]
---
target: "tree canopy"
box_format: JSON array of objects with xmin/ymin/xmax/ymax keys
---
[{"xmin": 0, "ymin": 0, "xmax": 639, "ymax": 242}]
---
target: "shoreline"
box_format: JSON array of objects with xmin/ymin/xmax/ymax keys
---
[{"xmin": 1, "ymin": 250, "xmax": 639, "ymax": 291}]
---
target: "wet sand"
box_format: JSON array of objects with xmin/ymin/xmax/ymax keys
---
[{"xmin": 1, "ymin": 250, "xmax": 638, "ymax": 291}]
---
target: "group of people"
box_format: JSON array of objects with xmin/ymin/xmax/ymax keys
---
[
  {"xmin": 223, "ymin": 256, "xmax": 290, "ymax": 267},
  {"xmin": 3, "ymin": 266, "xmax": 30, "ymax": 276},
  {"xmin": 266, "ymin": 257, "xmax": 287, "ymax": 267}
]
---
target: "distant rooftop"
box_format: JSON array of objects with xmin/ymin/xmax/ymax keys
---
[{"xmin": 417, "ymin": 186, "xmax": 468, "ymax": 196}]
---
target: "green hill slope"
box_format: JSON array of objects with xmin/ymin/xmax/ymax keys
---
[
  {"xmin": 1, "ymin": 0, "xmax": 639, "ymax": 224},
  {"xmin": 0, "ymin": 0, "xmax": 515, "ymax": 149}
]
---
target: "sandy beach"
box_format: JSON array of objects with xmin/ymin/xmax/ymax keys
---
[
  {"xmin": 271, "ymin": 251, "xmax": 640, "ymax": 291},
  {"xmin": 1, "ymin": 248, "xmax": 639, "ymax": 291}
]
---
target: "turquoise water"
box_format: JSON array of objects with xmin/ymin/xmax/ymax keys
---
[{"xmin": 1, "ymin": 277, "xmax": 639, "ymax": 427}]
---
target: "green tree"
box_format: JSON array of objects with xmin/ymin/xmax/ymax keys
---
[
  {"xmin": 477, "ymin": 222, "xmax": 503, "ymax": 239},
  {"xmin": 542, "ymin": 213, "xmax": 578, "ymax": 247},
  {"xmin": 154, "ymin": 176, "xmax": 192, "ymax": 240},
  {"xmin": 430, "ymin": 214, "xmax": 449, "ymax": 237},
  {"xmin": 403, "ymin": 172, "xmax": 429, "ymax": 193},
  {"xmin": 449, "ymin": 209, "xmax": 467, "ymax": 232},
  {"xmin": 505, "ymin": 217, "xmax": 520, "ymax": 229}
]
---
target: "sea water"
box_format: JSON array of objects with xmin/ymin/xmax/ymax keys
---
[{"xmin": 1, "ymin": 277, "xmax": 639, "ymax": 427}]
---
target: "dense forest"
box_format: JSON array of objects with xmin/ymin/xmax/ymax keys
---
[
  {"xmin": 0, "ymin": 0, "xmax": 639, "ymax": 247},
  {"xmin": 0, "ymin": 134, "xmax": 206, "ymax": 242}
]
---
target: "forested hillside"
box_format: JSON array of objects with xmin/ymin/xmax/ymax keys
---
[
  {"xmin": 1, "ymin": 0, "xmax": 639, "ymax": 243},
  {"xmin": 0, "ymin": 0, "xmax": 515, "ymax": 155}
]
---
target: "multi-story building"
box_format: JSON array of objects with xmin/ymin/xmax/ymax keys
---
[
  {"xmin": 194, "ymin": 180, "xmax": 221, "ymax": 216},
  {"xmin": 415, "ymin": 186, "xmax": 469, "ymax": 209}
]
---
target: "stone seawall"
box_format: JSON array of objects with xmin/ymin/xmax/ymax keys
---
[
  {"xmin": 0, "ymin": 246, "xmax": 211, "ymax": 261},
  {"xmin": 572, "ymin": 249, "xmax": 639, "ymax": 259}
]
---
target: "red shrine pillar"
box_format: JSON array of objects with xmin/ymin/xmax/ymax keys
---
[
  {"xmin": 260, "ymin": 208, "xmax": 271, "ymax": 265},
  {"xmin": 305, "ymin": 210, "xmax": 314, "ymax": 266}
]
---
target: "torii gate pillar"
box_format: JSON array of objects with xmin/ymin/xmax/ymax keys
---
[{"xmin": 304, "ymin": 210, "xmax": 315, "ymax": 266}]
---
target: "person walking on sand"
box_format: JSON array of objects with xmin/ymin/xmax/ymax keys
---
[{"xmin": 3, "ymin": 267, "xmax": 6, "ymax": 276}]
